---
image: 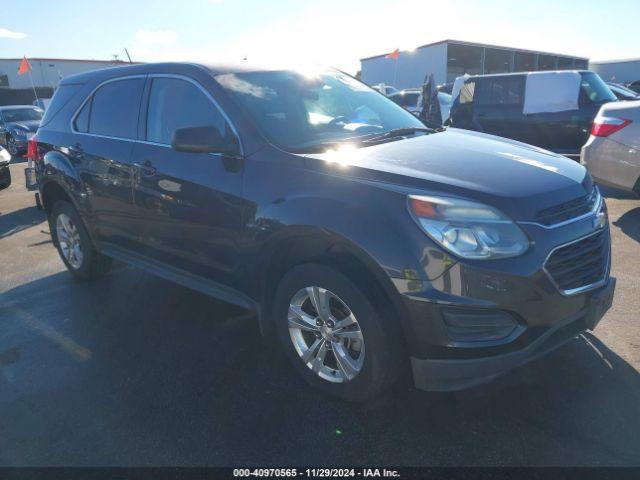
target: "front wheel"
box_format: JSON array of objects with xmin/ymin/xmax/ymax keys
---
[
  {"xmin": 49, "ymin": 200, "xmax": 112, "ymax": 280},
  {"xmin": 6, "ymin": 135, "xmax": 19, "ymax": 157},
  {"xmin": 273, "ymin": 264, "xmax": 403, "ymax": 402}
]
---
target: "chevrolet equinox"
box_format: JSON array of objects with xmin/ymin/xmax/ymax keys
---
[{"xmin": 32, "ymin": 63, "xmax": 615, "ymax": 401}]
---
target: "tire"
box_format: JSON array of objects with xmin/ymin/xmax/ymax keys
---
[
  {"xmin": 6, "ymin": 135, "xmax": 19, "ymax": 157},
  {"xmin": 49, "ymin": 200, "xmax": 112, "ymax": 280},
  {"xmin": 273, "ymin": 263, "xmax": 403, "ymax": 402}
]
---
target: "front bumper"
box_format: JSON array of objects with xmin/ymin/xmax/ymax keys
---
[{"xmin": 409, "ymin": 277, "xmax": 615, "ymax": 391}]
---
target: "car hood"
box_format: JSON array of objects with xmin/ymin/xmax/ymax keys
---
[
  {"xmin": 5, "ymin": 120, "xmax": 40, "ymax": 133},
  {"xmin": 303, "ymin": 128, "xmax": 592, "ymax": 222}
]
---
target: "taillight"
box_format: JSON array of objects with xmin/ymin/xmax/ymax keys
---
[
  {"xmin": 591, "ymin": 116, "xmax": 632, "ymax": 137},
  {"xmin": 27, "ymin": 135, "xmax": 42, "ymax": 162}
]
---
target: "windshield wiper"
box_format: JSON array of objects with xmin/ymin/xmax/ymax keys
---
[{"xmin": 362, "ymin": 127, "xmax": 435, "ymax": 144}]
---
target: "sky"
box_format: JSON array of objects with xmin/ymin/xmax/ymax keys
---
[{"xmin": 0, "ymin": 0, "xmax": 638, "ymax": 74}]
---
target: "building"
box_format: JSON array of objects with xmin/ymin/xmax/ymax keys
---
[
  {"xmin": 0, "ymin": 57, "xmax": 130, "ymax": 98},
  {"xmin": 360, "ymin": 40, "xmax": 589, "ymax": 90},
  {"xmin": 590, "ymin": 58, "xmax": 640, "ymax": 84}
]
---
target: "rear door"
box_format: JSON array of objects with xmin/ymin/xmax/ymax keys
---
[
  {"xmin": 71, "ymin": 76, "xmax": 145, "ymax": 247},
  {"xmin": 129, "ymin": 75, "xmax": 245, "ymax": 285}
]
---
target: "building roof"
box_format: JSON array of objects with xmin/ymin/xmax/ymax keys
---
[
  {"xmin": 0, "ymin": 57, "xmax": 134, "ymax": 64},
  {"xmin": 360, "ymin": 39, "xmax": 589, "ymax": 62},
  {"xmin": 590, "ymin": 57, "xmax": 640, "ymax": 65}
]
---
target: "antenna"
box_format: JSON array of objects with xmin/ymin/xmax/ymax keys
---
[{"xmin": 124, "ymin": 48, "xmax": 133, "ymax": 63}]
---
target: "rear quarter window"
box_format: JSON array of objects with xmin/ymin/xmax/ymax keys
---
[{"xmin": 39, "ymin": 83, "xmax": 83, "ymax": 127}]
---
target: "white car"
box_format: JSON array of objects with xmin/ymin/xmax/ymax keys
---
[{"xmin": 581, "ymin": 100, "xmax": 640, "ymax": 195}]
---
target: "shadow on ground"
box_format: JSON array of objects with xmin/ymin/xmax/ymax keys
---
[
  {"xmin": 613, "ymin": 207, "xmax": 640, "ymax": 243},
  {"xmin": 0, "ymin": 205, "xmax": 46, "ymax": 239},
  {"xmin": 1, "ymin": 268, "xmax": 640, "ymax": 466}
]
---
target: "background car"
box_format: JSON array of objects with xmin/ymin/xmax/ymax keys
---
[
  {"xmin": 607, "ymin": 82, "xmax": 640, "ymax": 101},
  {"xmin": 628, "ymin": 80, "xmax": 640, "ymax": 94},
  {"xmin": 389, "ymin": 89, "xmax": 452, "ymax": 124},
  {"xmin": 581, "ymin": 100, "xmax": 640, "ymax": 195},
  {"xmin": 0, "ymin": 146, "xmax": 11, "ymax": 190},
  {"xmin": 0, "ymin": 105, "xmax": 44, "ymax": 158},
  {"xmin": 449, "ymin": 70, "xmax": 618, "ymax": 159},
  {"xmin": 371, "ymin": 83, "xmax": 400, "ymax": 96}
]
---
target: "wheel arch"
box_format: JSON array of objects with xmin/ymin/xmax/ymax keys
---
[{"xmin": 257, "ymin": 227, "xmax": 411, "ymax": 348}]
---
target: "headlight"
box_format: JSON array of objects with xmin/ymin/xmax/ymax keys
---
[
  {"xmin": 12, "ymin": 129, "xmax": 27, "ymax": 137},
  {"xmin": 408, "ymin": 195, "xmax": 530, "ymax": 260}
]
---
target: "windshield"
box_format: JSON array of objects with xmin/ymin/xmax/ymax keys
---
[
  {"xmin": 580, "ymin": 72, "xmax": 617, "ymax": 104},
  {"xmin": 215, "ymin": 69, "xmax": 424, "ymax": 152},
  {"xmin": 1, "ymin": 107, "xmax": 43, "ymax": 122}
]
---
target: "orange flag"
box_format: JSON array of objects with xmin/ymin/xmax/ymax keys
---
[
  {"xmin": 18, "ymin": 56, "xmax": 31, "ymax": 75},
  {"xmin": 385, "ymin": 49, "xmax": 400, "ymax": 60}
]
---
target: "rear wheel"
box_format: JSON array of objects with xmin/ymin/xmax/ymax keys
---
[
  {"xmin": 273, "ymin": 264, "xmax": 403, "ymax": 402},
  {"xmin": 49, "ymin": 200, "xmax": 112, "ymax": 280}
]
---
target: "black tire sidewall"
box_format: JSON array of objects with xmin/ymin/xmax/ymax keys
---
[
  {"xmin": 273, "ymin": 263, "xmax": 401, "ymax": 402},
  {"xmin": 6, "ymin": 135, "xmax": 18, "ymax": 156},
  {"xmin": 50, "ymin": 200, "xmax": 99, "ymax": 279}
]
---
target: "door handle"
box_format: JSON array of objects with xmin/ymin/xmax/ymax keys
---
[{"xmin": 134, "ymin": 160, "xmax": 157, "ymax": 176}]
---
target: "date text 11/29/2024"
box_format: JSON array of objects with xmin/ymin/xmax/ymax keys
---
[{"xmin": 233, "ymin": 469, "xmax": 400, "ymax": 477}]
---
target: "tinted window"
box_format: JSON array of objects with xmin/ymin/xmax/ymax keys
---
[
  {"xmin": 146, "ymin": 77, "xmax": 230, "ymax": 145},
  {"xmin": 476, "ymin": 77, "xmax": 524, "ymax": 106},
  {"xmin": 484, "ymin": 48, "xmax": 511, "ymax": 75},
  {"xmin": 41, "ymin": 84, "xmax": 82, "ymax": 127},
  {"xmin": 447, "ymin": 43, "xmax": 482, "ymax": 83},
  {"xmin": 74, "ymin": 99, "xmax": 91, "ymax": 133},
  {"xmin": 89, "ymin": 78, "xmax": 144, "ymax": 139}
]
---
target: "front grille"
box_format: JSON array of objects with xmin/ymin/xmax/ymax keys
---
[
  {"xmin": 535, "ymin": 188, "xmax": 599, "ymax": 226},
  {"xmin": 545, "ymin": 229, "xmax": 609, "ymax": 293}
]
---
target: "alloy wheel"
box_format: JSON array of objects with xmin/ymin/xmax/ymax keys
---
[
  {"xmin": 7, "ymin": 136, "xmax": 18, "ymax": 156},
  {"xmin": 56, "ymin": 213, "xmax": 84, "ymax": 269},
  {"xmin": 288, "ymin": 286, "xmax": 365, "ymax": 383}
]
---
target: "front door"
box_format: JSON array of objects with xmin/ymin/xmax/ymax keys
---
[{"xmin": 130, "ymin": 76, "xmax": 245, "ymax": 286}]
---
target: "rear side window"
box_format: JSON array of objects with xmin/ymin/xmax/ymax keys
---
[
  {"xmin": 40, "ymin": 83, "xmax": 83, "ymax": 127},
  {"xmin": 84, "ymin": 78, "xmax": 144, "ymax": 139},
  {"xmin": 146, "ymin": 77, "xmax": 232, "ymax": 145},
  {"xmin": 476, "ymin": 77, "xmax": 524, "ymax": 106}
]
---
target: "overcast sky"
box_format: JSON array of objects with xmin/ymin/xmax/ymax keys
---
[{"xmin": 0, "ymin": 0, "xmax": 637, "ymax": 74}]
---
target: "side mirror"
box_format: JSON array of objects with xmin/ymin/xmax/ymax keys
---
[{"xmin": 171, "ymin": 125, "xmax": 240, "ymax": 156}]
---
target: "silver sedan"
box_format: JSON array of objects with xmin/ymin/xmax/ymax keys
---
[{"xmin": 582, "ymin": 100, "xmax": 640, "ymax": 195}]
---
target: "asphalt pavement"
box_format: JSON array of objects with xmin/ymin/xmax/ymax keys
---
[{"xmin": 1, "ymin": 161, "xmax": 640, "ymax": 466}]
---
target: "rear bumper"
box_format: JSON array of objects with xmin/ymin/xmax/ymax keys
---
[
  {"xmin": 409, "ymin": 277, "xmax": 616, "ymax": 391},
  {"xmin": 581, "ymin": 136, "xmax": 640, "ymax": 193}
]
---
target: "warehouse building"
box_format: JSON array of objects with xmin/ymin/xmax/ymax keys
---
[
  {"xmin": 0, "ymin": 57, "xmax": 129, "ymax": 89},
  {"xmin": 0, "ymin": 58, "xmax": 131, "ymax": 105},
  {"xmin": 360, "ymin": 40, "xmax": 589, "ymax": 90},
  {"xmin": 590, "ymin": 58, "xmax": 640, "ymax": 84}
]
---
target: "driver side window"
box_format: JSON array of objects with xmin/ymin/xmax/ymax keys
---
[{"xmin": 146, "ymin": 77, "xmax": 234, "ymax": 146}]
